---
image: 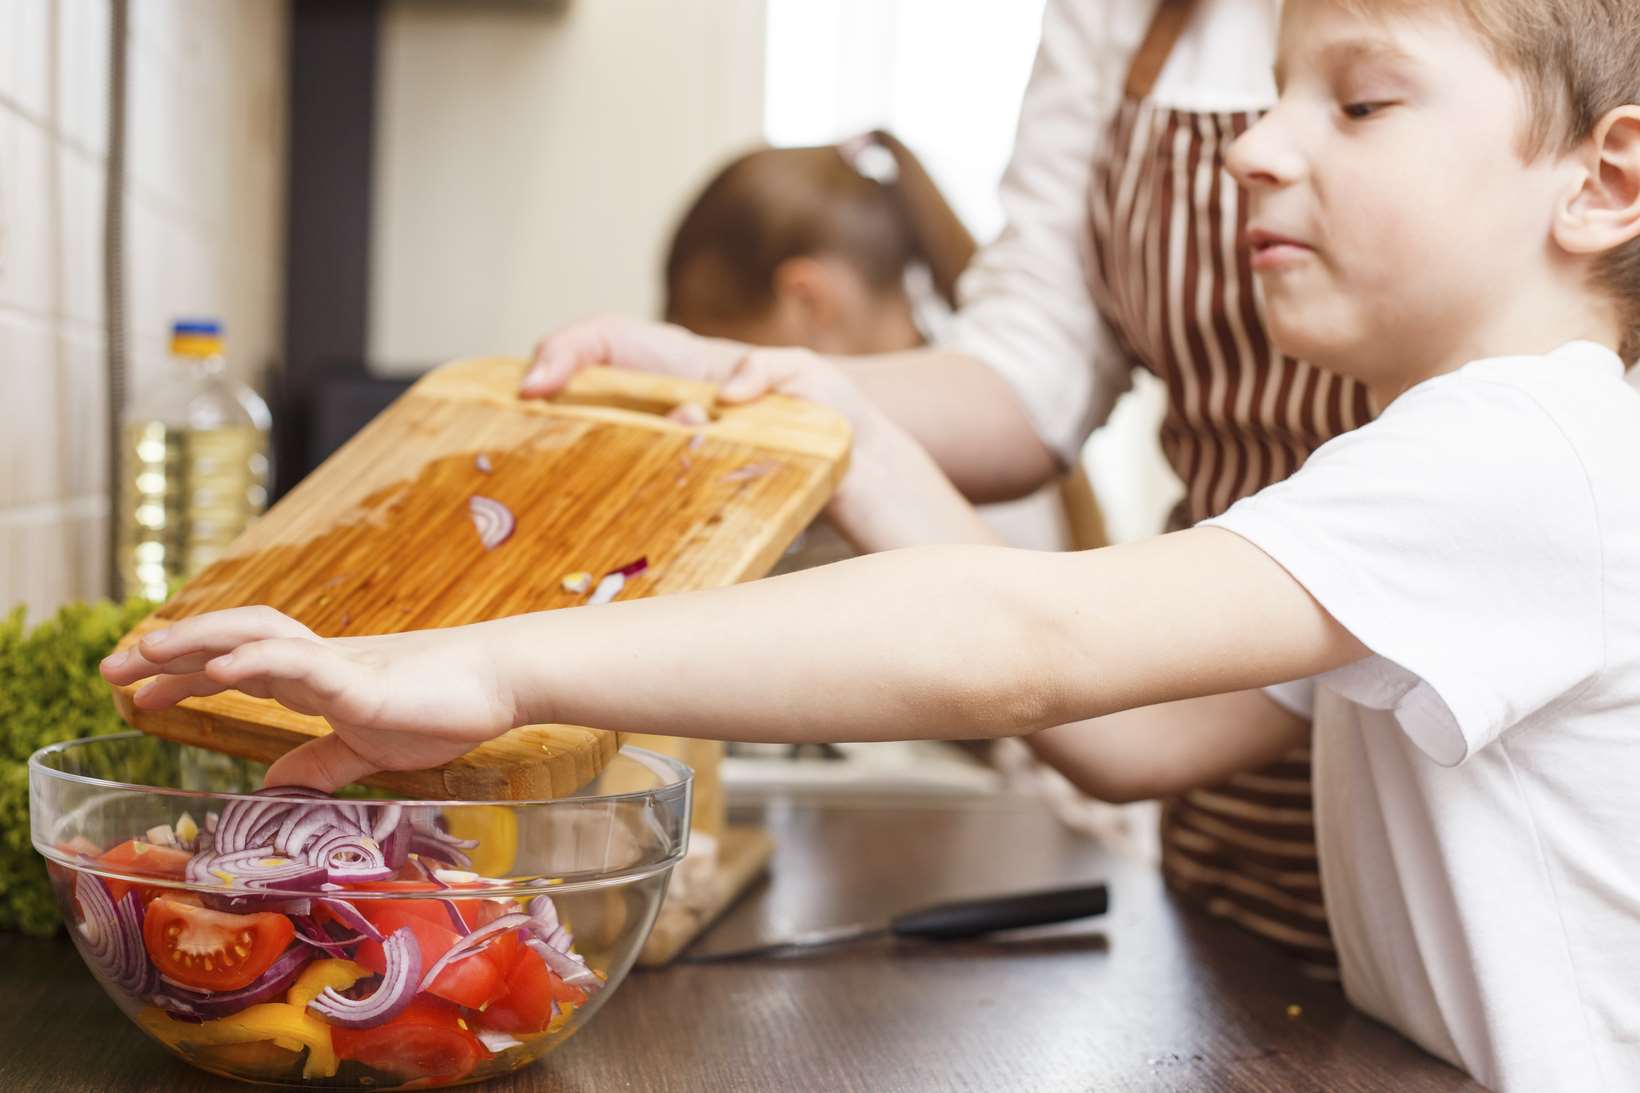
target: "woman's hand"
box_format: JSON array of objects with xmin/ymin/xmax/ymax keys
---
[
  {"xmin": 522, "ymin": 315, "xmax": 875, "ymax": 413},
  {"xmin": 521, "ymin": 315, "xmax": 750, "ymax": 398},
  {"xmin": 99, "ymin": 607, "xmax": 521, "ymax": 792}
]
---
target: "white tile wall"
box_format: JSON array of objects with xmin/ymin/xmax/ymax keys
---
[
  {"xmin": 0, "ymin": 107, "xmax": 57, "ymax": 317},
  {"xmin": 0, "ymin": 1, "xmax": 288, "ymax": 621},
  {"xmin": 0, "ymin": 0, "xmax": 52, "ymax": 121},
  {"xmin": 0, "ymin": 309, "xmax": 64, "ymax": 506}
]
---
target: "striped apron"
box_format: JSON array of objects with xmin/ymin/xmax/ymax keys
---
[{"xmin": 1088, "ymin": 0, "xmax": 1372, "ymax": 977}]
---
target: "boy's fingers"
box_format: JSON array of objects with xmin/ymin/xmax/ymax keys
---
[
  {"xmin": 135, "ymin": 606, "xmax": 313, "ymax": 663},
  {"xmin": 205, "ymin": 637, "xmax": 356, "ymax": 706},
  {"xmin": 263, "ymin": 734, "xmax": 379, "ymax": 794},
  {"xmin": 131, "ymin": 673, "xmax": 231, "ymax": 709}
]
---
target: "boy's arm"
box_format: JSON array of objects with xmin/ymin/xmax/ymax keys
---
[
  {"xmin": 1021, "ymin": 690, "xmax": 1310, "ymax": 804},
  {"xmin": 104, "ymin": 528, "xmax": 1366, "ymax": 790},
  {"xmin": 519, "ymin": 531, "xmax": 1362, "ymax": 746}
]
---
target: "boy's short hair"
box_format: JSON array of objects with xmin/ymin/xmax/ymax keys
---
[{"xmin": 1341, "ymin": 0, "xmax": 1640, "ymax": 361}]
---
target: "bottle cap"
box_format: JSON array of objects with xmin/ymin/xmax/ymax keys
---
[{"xmin": 171, "ymin": 318, "xmax": 224, "ymax": 358}]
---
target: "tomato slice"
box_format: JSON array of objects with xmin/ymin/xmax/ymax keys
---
[
  {"xmin": 354, "ymin": 910, "xmax": 506, "ymax": 1010},
  {"xmin": 477, "ymin": 946, "xmax": 585, "ymax": 1034},
  {"xmin": 142, "ymin": 895, "xmax": 295, "ymax": 991},
  {"xmin": 97, "ymin": 839, "xmax": 193, "ymax": 905},
  {"xmin": 331, "ymin": 996, "xmax": 488, "ymax": 1084}
]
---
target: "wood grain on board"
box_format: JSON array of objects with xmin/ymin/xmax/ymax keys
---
[{"xmin": 110, "ymin": 359, "xmax": 850, "ymax": 801}]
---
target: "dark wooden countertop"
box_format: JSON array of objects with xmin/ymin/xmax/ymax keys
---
[{"xmin": 0, "ymin": 795, "xmax": 1481, "ymax": 1092}]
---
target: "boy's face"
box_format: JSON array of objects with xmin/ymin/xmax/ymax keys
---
[{"xmin": 1227, "ymin": 0, "xmax": 1568, "ymax": 400}]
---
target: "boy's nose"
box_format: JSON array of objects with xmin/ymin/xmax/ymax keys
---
[{"xmin": 1226, "ymin": 112, "xmax": 1303, "ymax": 191}]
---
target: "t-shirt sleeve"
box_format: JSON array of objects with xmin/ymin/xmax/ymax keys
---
[
  {"xmin": 1203, "ymin": 375, "xmax": 1604, "ymax": 766},
  {"xmin": 1263, "ymin": 679, "xmax": 1316, "ymax": 721},
  {"xmin": 941, "ymin": 0, "xmax": 1132, "ymax": 464}
]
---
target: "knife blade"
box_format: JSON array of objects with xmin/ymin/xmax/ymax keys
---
[{"xmin": 680, "ymin": 881, "xmax": 1109, "ymax": 964}]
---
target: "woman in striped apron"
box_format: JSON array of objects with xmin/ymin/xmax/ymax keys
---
[
  {"xmin": 1083, "ymin": 0, "xmax": 1370, "ymax": 978},
  {"xmin": 524, "ymin": 0, "xmax": 1368, "ymax": 979}
]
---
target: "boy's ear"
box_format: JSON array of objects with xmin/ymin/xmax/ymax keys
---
[
  {"xmin": 1555, "ymin": 105, "xmax": 1640, "ymax": 256},
  {"xmin": 771, "ymin": 256, "xmax": 842, "ymax": 332}
]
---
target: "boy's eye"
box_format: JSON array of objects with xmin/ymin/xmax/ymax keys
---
[{"xmin": 1341, "ymin": 101, "xmax": 1389, "ymax": 120}]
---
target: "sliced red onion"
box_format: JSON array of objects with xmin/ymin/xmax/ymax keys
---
[
  {"xmin": 525, "ymin": 937, "xmax": 601, "ymax": 991},
  {"xmin": 525, "ymin": 895, "xmax": 560, "ymax": 936},
  {"xmin": 475, "ymin": 453, "xmax": 494, "ymax": 474},
  {"xmin": 468, "ymin": 495, "xmax": 515, "ymax": 551},
  {"xmin": 369, "ymin": 804, "xmax": 404, "ymax": 844},
  {"xmin": 315, "ymin": 898, "xmax": 386, "ymax": 944},
  {"xmin": 274, "ymin": 805, "xmax": 341, "ymax": 858},
  {"xmin": 309, "ymin": 926, "xmax": 421, "ymax": 1029},
  {"xmin": 189, "ymin": 847, "xmax": 329, "ymax": 890},
  {"xmin": 405, "ymin": 811, "xmax": 476, "ymax": 869},
  {"xmin": 440, "ymin": 899, "xmax": 471, "ymax": 935},
  {"xmin": 419, "ymin": 913, "xmax": 532, "ymax": 993},
  {"xmin": 151, "ymin": 945, "xmax": 315, "ymax": 1021},
  {"xmin": 201, "ymin": 893, "xmax": 313, "ymax": 916},
  {"xmin": 587, "ymin": 557, "xmax": 648, "ymax": 606},
  {"xmin": 292, "ymin": 916, "xmax": 368, "ymax": 955},
  {"xmin": 74, "ymin": 873, "xmax": 152, "ymax": 996},
  {"xmin": 431, "ymin": 868, "xmax": 481, "ymax": 886},
  {"xmin": 586, "ymin": 573, "xmax": 625, "ymax": 606},
  {"xmin": 476, "ymin": 1028, "xmax": 525, "ymax": 1053},
  {"xmin": 309, "ymin": 830, "xmax": 392, "ymax": 882},
  {"xmin": 380, "ymin": 823, "xmax": 410, "ymax": 869}
]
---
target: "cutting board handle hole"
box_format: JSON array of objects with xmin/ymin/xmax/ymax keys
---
[{"xmin": 552, "ymin": 389, "xmax": 719, "ymax": 424}]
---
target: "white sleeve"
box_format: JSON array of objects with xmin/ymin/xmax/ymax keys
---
[
  {"xmin": 1263, "ymin": 679, "xmax": 1316, "ymax": 721},
  {"xmin": 941, "ymin": 0, "xmax": 1134, "ymax": 465},
  {"xmin": 1204, "ymin": 374, "xmax": 1604, "ymax": 766}
]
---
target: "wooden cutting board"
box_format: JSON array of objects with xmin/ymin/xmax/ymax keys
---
[{"xmin": 109, "ymin": 358, "xmax": 851, "ymax": 800}]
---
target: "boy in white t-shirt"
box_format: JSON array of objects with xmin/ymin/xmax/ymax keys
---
[{"xmin": 105, "ymin": 2, "xmax": 1640, "ymax": 1089}]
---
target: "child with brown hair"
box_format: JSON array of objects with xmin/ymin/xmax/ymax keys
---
[
  {"xmin": 663, "ymin": 131, "xmax": 975, "ymax": 357},
  {"xmin": 109, "ymin": 2, "xmax": 1640, "ymax": 1087}
]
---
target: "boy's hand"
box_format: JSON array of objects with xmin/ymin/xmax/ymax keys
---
[{"xmin": 99, "ymin": 607, "xmax": 521, "ymax": 792}]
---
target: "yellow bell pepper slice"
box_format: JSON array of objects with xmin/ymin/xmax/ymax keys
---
[
  {"xmin": 442, "ymin": 804, "xmax": 519, "ymax": 877},
  {"xmin": 138, "ymin": 1003, "xmax": 339, "ymax": 1080},
  {"xmin": 286, "ymin": 958, "xmax": 372, "ymax": 1011}
]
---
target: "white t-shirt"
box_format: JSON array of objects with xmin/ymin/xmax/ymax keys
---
[
  {"xmin": 1207, "ymin": 342, "xmax": 1640, "ymax": 1092},
  {"xmin": 945, "ymin": 0, "xmax": 1283, "ymax": 461}
]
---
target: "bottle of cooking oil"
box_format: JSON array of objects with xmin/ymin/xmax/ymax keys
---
[{"xmin": 117, "ymin": 319, "xmax": 272, "ymax": 600}]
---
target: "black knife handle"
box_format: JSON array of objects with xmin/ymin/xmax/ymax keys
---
[{"xmin": 889, "ymin": 882, "xmax": 1110, "ymax": 941}]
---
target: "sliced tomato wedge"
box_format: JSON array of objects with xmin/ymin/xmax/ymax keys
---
[
  {"xmin": 97, "ymin": 839, "xmax": 193, "ymax": 905},
  {"xmin": 478, "ymin": 946, "xmax": 584, "ymax": 1034},
  {"xmin": 141, "ymin": 895, "xmax": 295, "ymax": 991},
  {"xmin": 354, "ymin": 909, "xmax": 506, "ymax": 1010},
  {"xmin": 331, "ymin": 996, "xmax": 489, "ymax": 1084}
]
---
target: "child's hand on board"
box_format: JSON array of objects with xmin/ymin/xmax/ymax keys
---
[{"xmin": 100, "ymin": 606, "xmax": 520, "ymax": 792}]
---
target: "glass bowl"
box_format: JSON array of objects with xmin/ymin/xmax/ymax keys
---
[{"xmin": 29, "ymin": 733, "xmax": 690, "ymax": 1089}]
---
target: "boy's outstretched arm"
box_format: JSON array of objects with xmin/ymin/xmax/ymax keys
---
[
  {"xmin": 103, "ymin": 529, "xmax": 1366, "ymax": 791},
  {"xmin": 1021, "ymin": 690, "xmax": 1310, "ymax": 805}
]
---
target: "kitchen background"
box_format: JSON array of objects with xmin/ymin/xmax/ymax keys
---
[{"xmin": 0, "ymin": 0, "xmax": 1179, "ymax": 623}]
